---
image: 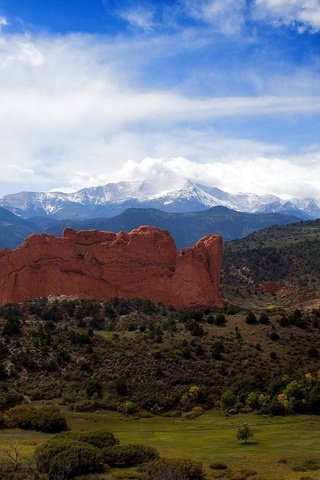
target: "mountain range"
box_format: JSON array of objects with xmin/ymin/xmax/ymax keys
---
[
  {"xmin": 1, "ymin": 180, "xmax": 319, "ymax": 220},
  {"xmin": 0, "ymin": 204, "xmax": 299, "ymax": 250}
]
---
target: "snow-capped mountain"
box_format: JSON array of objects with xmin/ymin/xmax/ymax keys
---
[{"xmin": 0, "ymin": 179, "xmax": 320, "ymax": 220}]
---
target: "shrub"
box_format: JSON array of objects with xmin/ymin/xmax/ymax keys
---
[
  {"xmin": 145, "ymin": 458, "xmax": 204, "ymax": 480},
  {"xmin": 237, "ymin": 424, "xmax": 253, "ymax": 444},
  {"xmin": 210, "ymin": 462, "xmax": 228, "ymax": 470},
  {"xmin": 4, "ymin": 404, "xmax": 68, "ymax": 433},
  {"xmin": 269, "ymin": 331, "xmax": 280, "ymax": 341},
  {"xmin": 245, "ymin": 312, "xmax": 257, "ymax": 325},
  {"xmin": 259, "ymin": 313, "xmax": 269, "ymax": 324},
  {"xmin": 215, "ymin": 313, "xmax": 226, "ymax": 326},
  {"xmin": 182, "ymin": 406, "xmax": 205, "ymax": 419},
  {"xmin": 2, "ymin": 317, "xmax": 21, "ymax": 336},
  {"xmin": 35, "ymin": 438, "xmax": 103, "ymax": 479},
  {"xmin": 65, "ymin": 430, "xmax": 119, "ymax": 449},
  {"xmin": 307, "ymin": 347, "xmax": 318, "ymax": 358},
  {"xmin": 0, "ymin": 390, "xmax": 23, "ymax": 411},
  {"xmin": 48, "ymin": 447, "xmax": 103, "ymax": 479},
  {"xmin": 220, "ymin": 390, "xmax": 236, "ymax": 411},
  {"xmin": 102, "ymin": 444, "xmax": 159, "ymax": 467},
  {"xmin": 211, "ymin": 341, "xmax": 224, "ymax": 360},
  {"xmin": 85, "ymin": 380, "xmax": 103, "ymax": 398}
]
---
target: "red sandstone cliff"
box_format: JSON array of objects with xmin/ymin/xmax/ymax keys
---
[{"xmin": 0, "ymin": 226, "xmax": 223, "ymax": 309}]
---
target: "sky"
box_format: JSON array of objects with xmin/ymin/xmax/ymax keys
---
[{"xmin": 0, "ymin": 0, "xmax": 319, "ymax": 198}]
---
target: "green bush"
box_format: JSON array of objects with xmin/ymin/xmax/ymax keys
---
[
  {"xmin": 35, "ymin": 438, "xmax": 103, "ymax": 479},
  {"xmin": 2, "ymin": 317, "xmax": 21, "ymax": 336},
  {"xmin": 102, "ymin": 444, "xmax": 159, "ymax": 467},
  {"xmin": 64, "ymin": 430, "xmax": 119, "ymax": 449},
  {"xmin": 48, "ymin": 446, "xmax": 103, "ymax": 479},
  {"xmin": 0, "ymin": 390, "xmax": 23, "ymax": 411},
  {"xmin": 4, "ymin": 404, "xmax": 68, "ymax": 433},
  {"xmin": 145, "ymin": 458, "xmax": 204, "ymax": 480}
]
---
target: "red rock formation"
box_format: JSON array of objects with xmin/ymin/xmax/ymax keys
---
[{"xmin": 0, "ymin": 226, "xmax": 223, "ymax": 309}]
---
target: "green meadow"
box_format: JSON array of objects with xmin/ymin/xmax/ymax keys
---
[{"xmin": 1, "ymin": 410, "xmax": 320, "ymax": 479}]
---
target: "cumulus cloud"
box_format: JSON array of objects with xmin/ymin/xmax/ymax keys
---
[
  {"xmin": 0, "ymin": 30, "xmax": 318, "ymax": 197},
  {"xmin": 253, "ymin": 0, "xmax": 320, "ymax": 32},
  {"xmin": 57, "ymin": 154, "xmax": 320, "ymax": 200}
]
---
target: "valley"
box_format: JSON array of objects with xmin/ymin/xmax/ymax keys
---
[{"xmin": 1, "ymin": 410, "xmax": 320, "ymax": 480}]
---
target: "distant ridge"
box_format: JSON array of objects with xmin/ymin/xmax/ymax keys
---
[
  {"xmin": 0, "ymin": 205, "xmax": 299, "ymax": 251},
  {"xmin": 46, "ymin": 206, "xmax": 299, "ymax": 249},
  {"xmin": 0, "ymin": 207, "xmax": 41, "ymax": 250}
]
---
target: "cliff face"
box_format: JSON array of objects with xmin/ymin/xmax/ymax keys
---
[{"xmin": 0, "ymin": 226, "xmax": 223, "ymax": 309}]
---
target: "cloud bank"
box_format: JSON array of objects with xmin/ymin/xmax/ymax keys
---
[{"xmin": 0, "ymin": 7, "xmax": 318, "ymax": 198}]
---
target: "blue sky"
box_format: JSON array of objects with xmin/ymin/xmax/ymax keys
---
[{"xmin": 0, "ymin": 0, "xmax": 319, "ymax": 198}]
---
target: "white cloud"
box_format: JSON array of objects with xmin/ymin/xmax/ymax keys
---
[
  {"xmin": 1, "ymin": 36, "xmax": 44, "ymax": 67},
  {"xmin": 119, "ymin": 6, "xmax": 155, "ymax": 31},
  {"xmin": 183, "ymin": 0, "xmax": 320, "ymax": 33},
  {"xmin": 254, "ymin": 0, "xmax": 320, "ymax": 32},
  {"xmin": 56, "ymin": 153, "xmax": 320, "ymax": 200},
  {"xmin": 0, "ymin": 31, "xmax": 318, "ymax": 197},
  {"xmin": 0, "ymin": 16, "xmax": 8, "ymax": 27},
  {"xmin": 184, "ymin": 0, "xmax": 246, "ymax": 34}
]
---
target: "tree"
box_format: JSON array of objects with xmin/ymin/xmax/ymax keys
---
[
  {"xmin": 220, "ymin": 390, "xmax": 236, "ymax": 411},
  {"xmin": 237, "ymin": 424, "xmax": 253, "ymax": 444}
]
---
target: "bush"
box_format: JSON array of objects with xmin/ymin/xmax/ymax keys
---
[
  {"xmin": 4, "ymin": 404, "xmax": 68, "ymax": 433},
  {"xmin": 220, "ymin": 390, "xmax": 236, "ymax": 411},
  {"xmin": 145, "ymin": 458, "xmax": 204, "ymax": 480},
  {"xmin": 210, "ymin": 462, "xmax": 228, "ymax": 470},
  {"xmin": 308, "ymin": 347, "xmax": 318, "ymax": 358},
  {"xmin": 245, "ymin": 312, "xmax": 257, "ymax": 325},
  {"xmin": 259, "ymin": 313, "xmax": 269, "ymax": 324},
  {"xmin": 215, "ymin": 313, "xmax": 226, "ymax": 326},
  {"xmin": 269, "ymin": 331, "xmax": 280, "ymax": 341},
  {"xmin": 2, "ymin": 317, "xmax": 21, "ymax": 336},
  {"xmin": 102, "ymin": 444, "xmax": 159, "ymax": 467},
  {"xmin": 237, "ymin": 424, "xmax": 253, "ymax": 443},
  {"xmin": 65, "ymin": 430, "xmax": 119, "ymax": 449},
  {"xmin": 211, "ymin": 340, "xmax": 224, "ymax": 360},
  {"xmin": 48, "ymin": 447, "xmax": 103, "ymax": 479},
  {"xmin": 0, "ymin": 390, "xmax": 23, "ymax": 411},
  {"xmin": 35, "ymin": 438, "xmax": 103, "ymax": 479}
]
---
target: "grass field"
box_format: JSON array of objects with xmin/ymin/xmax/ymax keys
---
[{"xmin": 1, "ymin": 410, "xmax": 320, "ymax": 479}]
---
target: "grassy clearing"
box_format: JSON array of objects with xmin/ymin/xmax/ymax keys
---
[{"xmin": 1, "ymin": 410, "xmax": 320, "ymax": 479}]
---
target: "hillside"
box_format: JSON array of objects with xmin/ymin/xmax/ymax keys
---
[
  {"xmin": 223, "ymin": 219, "xmax": 320, "ymax": 307},
  {"xmin": 47, "ymin": 206, "xmax": 298, "ymax": 248},
  {"xmin": 1, "ymin": 298, "xmax": 320, "ymax": 417}
]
